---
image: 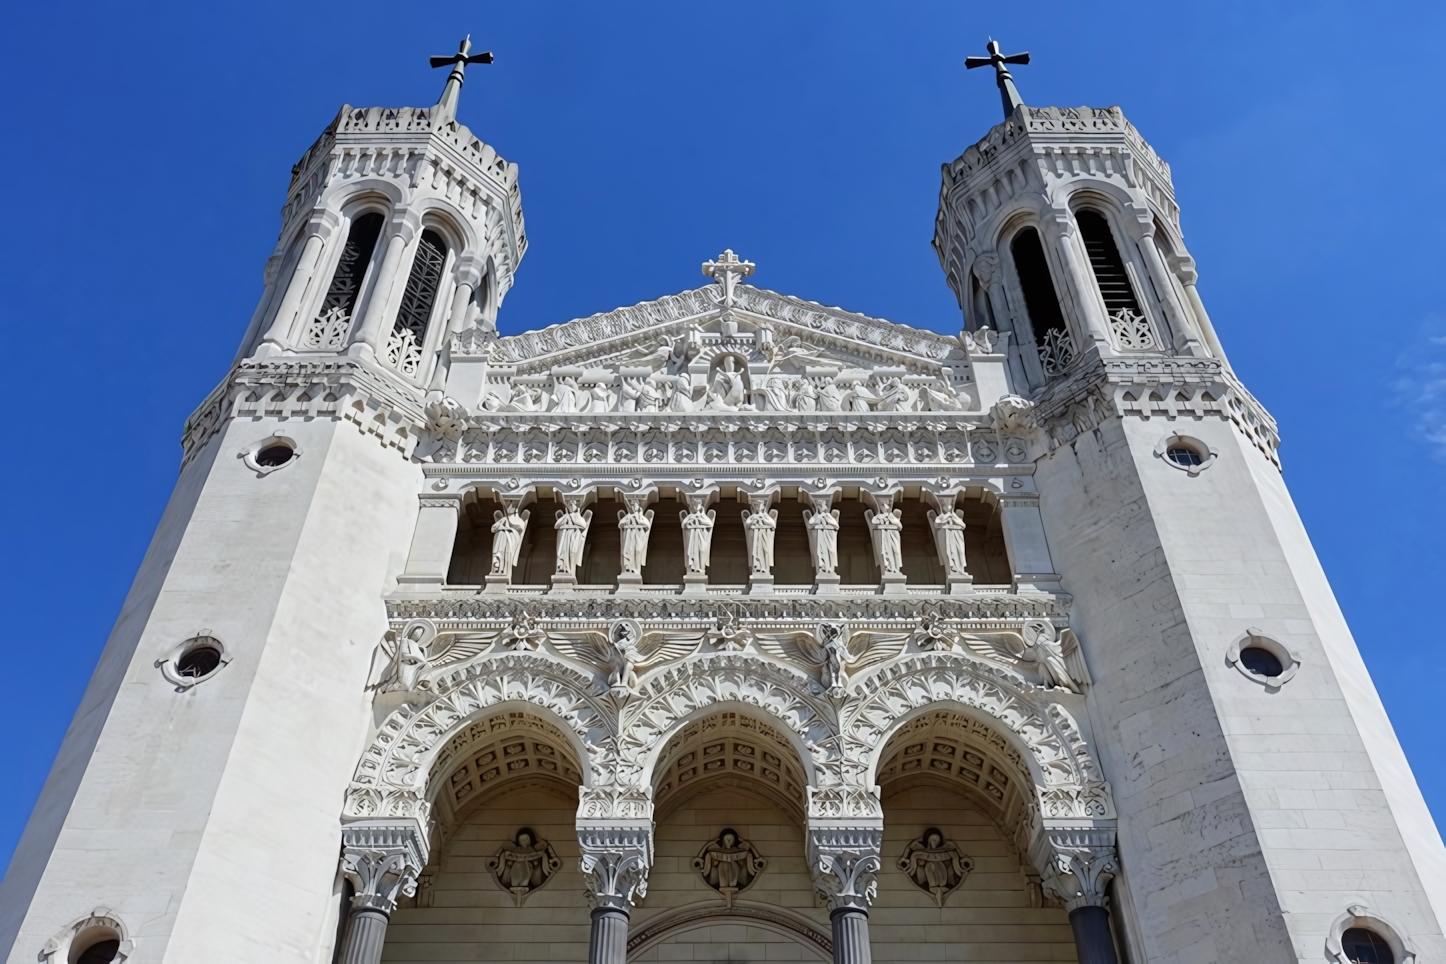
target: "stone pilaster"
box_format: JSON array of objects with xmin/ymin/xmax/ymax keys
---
[
  {"xmin": 578, "ymin": 821, "xmax": 653, "ymax": 964},
  {"xmin": 1036, "ymin": 828, "xmax": 1120, "ymax": 964},
  {"xmin": 808, "ymin": 822, "xmax": 882, "ymax": 964},
  {"xmin": 336, "ymin": 818, "xmax": 427, "ymax": 964}
]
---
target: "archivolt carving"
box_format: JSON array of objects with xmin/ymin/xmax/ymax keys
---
[
  {"xmin": 842, "ymin": 654, "xmax": 1112, "ymax": 821},
  {"xmin": 344, "ymin": 654, "xmax": 612, "ymax": 822},
  {"xmin": 618, "ymin": 654, "xmax": 841, "ymax": 808}
]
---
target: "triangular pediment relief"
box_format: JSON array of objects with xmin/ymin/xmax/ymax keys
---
[{"xmin": 483, "ymin": 284, "xmax": 963, "ymax": 375}]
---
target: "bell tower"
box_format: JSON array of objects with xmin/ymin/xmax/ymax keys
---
[
  {"xmin": 0, "ymin": 42, "xmax": 525, "ymax": 964},
  {"xmin": 932, "ymin": 42, "xmax": 1446, "ymax": 962}
]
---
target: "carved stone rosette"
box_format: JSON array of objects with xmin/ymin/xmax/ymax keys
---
[
  {"xmin": 807, "ymin": 823, "xmax": 883, "ymax": 913},
  {"xmin": 339, "ymin": 818, "xmax": 429, "ymax": 915},
  {"xmin": 578, "ymin": 822, "xmax": 654, "ymax": 911}
]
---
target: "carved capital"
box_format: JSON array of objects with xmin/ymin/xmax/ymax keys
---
[
  {"xmin": 577, "ymin": 821, "xmax": 654, "ymax": 911},
  {"xmin": 808, "ymin": 822, "xmax": 883, "ymax": 912},
  {"xmin": 1033, "ymin": 828, "xmax": 1118, "ymax": 912},
  {"xmin": 339, "ymin": 818, "xmax": 428, "ymax": 916}
]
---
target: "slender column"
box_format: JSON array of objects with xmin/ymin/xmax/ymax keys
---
[
  {"xmin": 259, "ymin": 232, "xmax": 327, "ymax": 350},
  {"xmin": 578, "ymin": 822, "xmax": 653, "ymax": 964},
  {"xmin": 1134, "ymin": 225, "xmax": 1202, "ymax": 355},
  {"xmin": 1045, "ymin": 212, "xmax": 1110, "ymax": 350},
  {"xmin": 355, "ymin": 224, "xmax": 415, "ymax": 354},
  {"xmin": 426, "ymin": 279, "xmax": 475, "ymax": 393},
  {"xmin": 1037, "ymin": 829, "xmax": 1121, "ymax": 964},
  {"xmin": 1173, "ymin": 256, "xmax": 1232, "ymax": 370},
  {"xmin": 336, "ymin": 819, "xmax": 427, "ymax": 964},
  {"xmin": 808, "ymin": 822, "xmax": 882, "ymax": 964}
]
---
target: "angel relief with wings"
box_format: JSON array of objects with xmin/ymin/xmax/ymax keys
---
[
  {"xmin": 367, "ymin": 619, "xmax": 499, "ymax": 694},
  {"xmin": 553, "ymin": 619, "xmax": 705, "ymax": 695},
  {"xmin": 960, "ymin": 619, "xmax": 1090, "ymax": 693},
  {"xmin": 756, "ymin": 622, "xmax": 909, "ymax": 697}
]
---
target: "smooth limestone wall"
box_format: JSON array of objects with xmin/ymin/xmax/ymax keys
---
[
  {"xmin": 1, "ymin": 416, "xmax": 422, "ymax": 964},
  {"xmin": 383, "ymin": 782, "xmax": 1079, "ymax": 964},
  {"xmin": 1034, "ymin": 412, "xmax": 1446, "ymax": 962}
]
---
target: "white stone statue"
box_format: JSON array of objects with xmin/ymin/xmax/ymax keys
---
[
  {"xmin": 927, "ymin": 506, "xmax": 969, "ymax": 576},
  {"xmin": 486, "ymin": 829, "xmax": 562, "ymax": 906},
  {"xmin": 370, "ymin": 619, "xmax": 436, "ymax": 692},
  {"xmin": 679, "ymin": 497, "xmax": 717, "ymax": 575},
  {"xmin": 489, "ymin": 505, "xmax": 531, "ymax": 579},
  {"xmin": 617, "ymin": 498, "xmax": 655, "ymax": 575},
  {"xmin": 704, "ymin": 356, "xmax": 747, "ymax": 410},
  {"xmin": 587, "ymin": 380, "xmax": 615, "ymax": 412},
  {"xmin": 923, "ymin": 378, "xmax": 966, "ymax": 411},
  {"xmin": 740, "ymin": 496, "xmax": 778, "ymax": 575},
  {"xmin": 637, "ymin": 377, "xmax": 663, "ymax": 412},
  {"xmin": 764, "ymin": 376, "xmax": 792, "ymax": 412},
  {"xmin": 553, "ymin": 376, "xmax": 587, "ymax": 413},
  {"xmin": 553, "ymin": 497, "xmax": 593, "ymax": 576},
  {"xmin": 818, "ymin": 377, "xmax": 843, "ymax": 412},
  {"xmin": 803, "ymin": 496, "xmax": 840, "ymax": 576},
  {"xmin": 866, "ymin": 497, "xmax": 904, "ymax": 575},
  {"xmin": 618, "ymin": 376, "xmax": 643, "ymax": 412},
  {"xmin": 666, "ymin": 376, "xmax": 696, "ymax": 411},
  {"xmin": 793, "ymin": 378, "xmax": 818, "ymax": 412},
  {"xmin": 1021, "ymin": 619, "xmax": 1082, "ymax": 693},
  {"xmin": 693, "ymin": 829, "xmax": 767, "ymax": 907},
  {"xmin": 897, "ymin": 829, "xmax": 973, "ymax": 906},
  {"xmin": 877, "ymin": 377, "xmax": 916, "ymax": 412}
]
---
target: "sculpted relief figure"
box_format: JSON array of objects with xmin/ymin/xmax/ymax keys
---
[
  {"xmin": 486, "ymin": 829, "xmax": 562, "ymax": 906},
  {"xmin": 898, "ymin": 829, "xmax": 973, "ymax": 906},
  {"xmin": 617, "ymin": 497, "xmax": 655, "ymax": 576},
  {"xmin": 693, "ymin": 829, "xmax": 767, "ymax": 907},
  {"xmin": 866, "ymin": 497, "xmax": 905, "ymax": 575},
  {"xmin": 679, "ymin": 496, "xmax": 717, "ymax": 575},
  {"xmin": 370, "ymin": 619, "xmax": 436, "ymax": 693},
  {"xmin": 803, "ymin": 496, "xmax": 840, "ymax": 576},
  {"xmin": 927, "ymin": 505, "xmax": 969, "ymax": 577},
  {"xmin": 704, "ymin": 356, "xmax": 748, "ymax": 410},
  {"xmin": 554, "ymin": 497, "xmax": 593, "ymax": 577},
  {"xmin": 923, "ymin": 377, "xmax": 967, "ymax": 412},
  {"xmin": 818, "ymin": 377, "xmax": 843, "ymax": 412},
  {"xmin": 740, "ymin": 495, "xmax": 778, "ymax": 575},
  {"xmin": 1021, "ymin": 619, "xmax": 1083, "ymax": 693},
  {"xmin": 489, "ymin": 504, "xmax": 531, "ymax": 579}
]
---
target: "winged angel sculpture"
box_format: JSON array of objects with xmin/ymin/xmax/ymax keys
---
[
  {"xmin": 367, "ymin": 618, "xmax": 500, "ymax": 693},
  {"xmin": 756, "ymin": 622, "xmax": 910, "ymax": 698},
  {"xmin": 958, "ymin": 619, "xmax": 1090, "ymax": 693},
  {"xmin": 553, "ymin": 619, "xmax": 706, "ymax": 696}
]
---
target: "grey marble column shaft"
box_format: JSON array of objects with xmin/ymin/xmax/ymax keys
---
[
  {"xmin": 336, "ymin": 907, "xmax": 390, "ymax": 964},
  {"xmin": 829, "ymin": 907, "xmax": 872, "ymax": 964},
  {"xmin": 588, "ymin": 906, "xmax": 630, "ymax": 964},
  {"xmin": 1068, "ymin": 905, "xmax": 1118, "ymax": 964}
]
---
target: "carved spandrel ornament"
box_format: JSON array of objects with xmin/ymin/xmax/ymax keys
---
[
  {"xmin": 693, "ymin": 829, "xmax": 767, "ymax": 907},
  {"xmin": 897, "ymin": 829, "xmax": 973, "ymax": 906},
  {"xmin": 485, "ymin": 828, "xmax": 562, "ymax": 906}
]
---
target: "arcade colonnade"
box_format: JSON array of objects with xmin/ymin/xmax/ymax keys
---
[
  {"xmin": 398, "ymin": 479, "xmax": 1060, "ymax": 597},
  {"xmin": 333, "ymin": 645, "xmax": 1123, "ymax": 964}
]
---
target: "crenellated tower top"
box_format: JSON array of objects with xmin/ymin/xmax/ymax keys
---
[{"xmin": 237, "ymin": 39, "xmax": 526, "ymax": 394}]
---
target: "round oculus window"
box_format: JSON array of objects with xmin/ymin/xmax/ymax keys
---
[
  {"xmin": 255, "ymin": 444, "xmax": 295, "ymax": 467},
  {"xmin": 1237, "ymin": 646, "xmax": 1284, "ymax": 678},
  {"xmin": 1341, "ymin": 927, "xmax": 1394, "ymax": 964},
  {"xmin": 1166, "ymin": 445, "xmax": 1203, "ymax": 467},
  {"xmin": 75, "ymin": 939, "xmax": 121, "ymax": 964},
  {"xmin": 175, "ymin": 645, "xmax": 223, "ymax": 679}
]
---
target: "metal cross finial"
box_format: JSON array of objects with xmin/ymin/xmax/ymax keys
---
[
  {"xmin": 965, "ymin": 40, "xmax": 1030, "ymax": 120},
  {"xmin": 702, "ymin": 250, "xmax": 756, "ymax": 311},
  {"xmin": 430, "ymin": 35, "xmax": 495, "ymax": 125}
]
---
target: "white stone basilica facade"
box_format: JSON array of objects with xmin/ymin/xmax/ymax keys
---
[{"xmin": 3, "ymin": 43, "xmax": 1444, "ymax": 964}]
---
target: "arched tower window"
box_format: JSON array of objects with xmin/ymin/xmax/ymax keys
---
[
  {"xmin": 387, "ymin": 228, "xmax": 449, "ymax": 377},
  {"xmin": 1076, "ymin": 209, "xmax": 1142, "ymax": 316},
  {"xmin": 304, "ymin": 212, "xmax": 383, "ymax": 350},
  {"xmin": 1009, "ymin": 228, "xmax": 1072, "ymax": 376}
]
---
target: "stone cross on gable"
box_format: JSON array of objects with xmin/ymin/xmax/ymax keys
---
[
  {"xmin": 702, "ymin": 250, "xmax": 756, "ymax": 311},
  {"xmin": 431, "ymin": 35, "xmax": 495, "ymax": 124},
  {"xmin": 965, "ymin": 40, "xmax": 1030, "ymax": 121}
]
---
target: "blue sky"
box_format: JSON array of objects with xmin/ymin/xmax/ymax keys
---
[{"xmin": 1, "ymin": 0, "xmax": 1443, "ymax": 871}]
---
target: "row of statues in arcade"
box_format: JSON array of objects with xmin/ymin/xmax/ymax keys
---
[{"xmin": 485, "ymin": 492, "xmax": 973, "ymax": 584}]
